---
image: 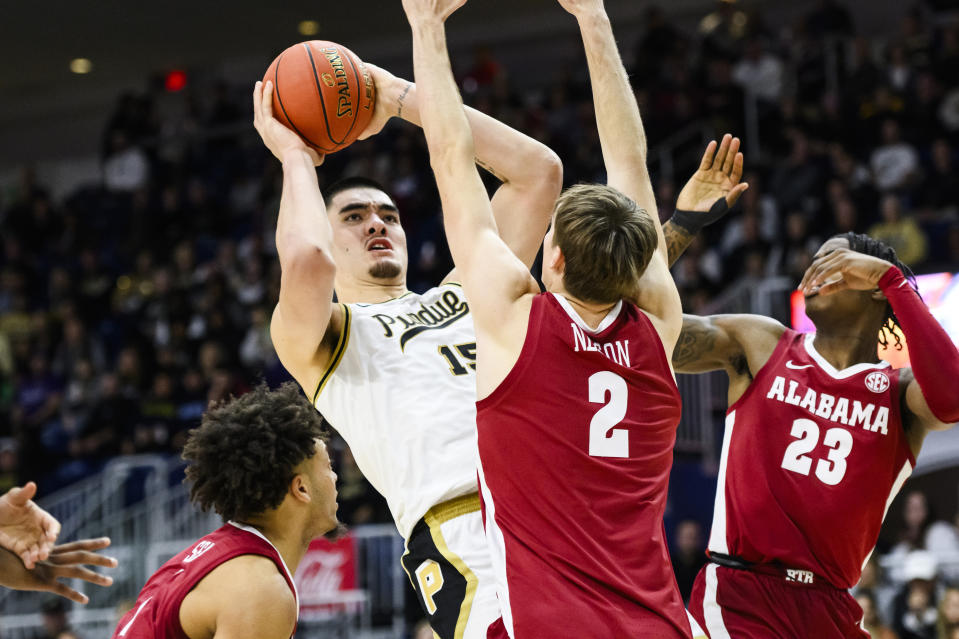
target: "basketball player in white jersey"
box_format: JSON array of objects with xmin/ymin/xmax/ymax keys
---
[{"xmin": 252, "ymin": 58, "xmax": 561, "ymax": 637}]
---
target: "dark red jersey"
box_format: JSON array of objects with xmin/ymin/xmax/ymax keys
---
[
  {"xmin": 708, "ymin": 329, "xmax": 915, "ymax": 589},
  {"xmin": 111, "ymin": 522, "xmax": 298, "ymax": 639},
  {"xmin": 476, "ymin": 293, "xmax": 689, "ymax": 638}
]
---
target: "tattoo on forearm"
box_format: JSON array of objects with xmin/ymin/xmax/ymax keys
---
[
  {"xmin": 475, "ymin": 157, "xmax": 506, "ymax": 182},
  {"xmin": 672, "ymin": 319, "xmax": 717, "ymax": 368},
  {"xmin": 663, "ymin": 220, "xmax": 694, "ymax": 268},
  {"xmin": 397, "ymin": 83, "xmax": 412, "ymax": 118}
]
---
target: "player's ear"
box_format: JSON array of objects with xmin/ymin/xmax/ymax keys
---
[
  {"xmin": 290, "ymin": 473, "xmax": 312, "ymax": 504},
  {"xmin": 871, "ymin": 288, "xmax": 887, "ymax": 303},
  {"xmin": 548, "ymin": 245, "xmax": 565, "ymax": 274}
]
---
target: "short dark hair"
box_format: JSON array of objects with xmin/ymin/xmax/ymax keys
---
[
  {"xmin": 323, "ymin": 176, "xmax": 393, "ymax": 208},
  {"xmin": 553, "ymin": 184, "xmax": 658, "ymax": 304},
  {"xmin": 182, "ymin": 382, "xmax": 328, "ymax": 522},
  {"xmin": 838, "ymin": 231, "xmax": 919, "ymax": 352}
]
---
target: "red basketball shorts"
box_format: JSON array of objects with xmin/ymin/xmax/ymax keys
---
[{"xmin": 688, "ymin": 564, "xmax": 868, "ymax": 639}]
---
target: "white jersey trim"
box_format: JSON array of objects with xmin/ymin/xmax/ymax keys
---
[
  {"xmin": 227, "ymin": 521, "xmax": 300, "ymax": 609},
  {"xmin": 803, "ymin": 334, "xmax": 891, "ymax": 379},
  {"xmin": 703, "ymin": 564, "xmax": 731, "ymax": 639},
  {"xmin": 551, "ymin": 293, "xmax": 622, "ymax": 334},
  {"xmin": 476, "ymin": 461, "xmax": 514, "ymax": 638},
  {"xmin": 708, "ymin": 411, "xmax": 737, "ymax": 554}
]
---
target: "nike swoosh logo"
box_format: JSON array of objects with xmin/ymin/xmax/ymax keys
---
[{"xmin": 785, "ymin": 360, "xmax": 813, "ymax": 370}]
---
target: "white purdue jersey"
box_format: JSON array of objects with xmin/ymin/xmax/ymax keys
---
[{"xmin": 315, "ymin": 284, "xmax": 479, "ymax": 539}]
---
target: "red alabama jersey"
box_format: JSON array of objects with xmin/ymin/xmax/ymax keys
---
[
  {"xmin": 477, "ymin": 293, "xmax": 690, "ymax": 638},
  {"xmin": 111, "ymin": 522, "xmax": 298, "ymax": 639},
  {"xmin": 709, "ymin": 329, "xmax": 915, "ymax": 589}
]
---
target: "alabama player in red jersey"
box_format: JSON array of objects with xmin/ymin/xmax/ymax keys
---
[
  {"xmin": 403, "ymin": 0, "xmax": 699, "ymax": 634},
  {"xmin": 668, "ymin": 232, "xmax": 959, "ymax": 638},
  {"xmin": 111, "ymin": 383, "xmax": 339, "ymax": 639}
]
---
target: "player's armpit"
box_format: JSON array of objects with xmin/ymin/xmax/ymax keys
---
[
  {"xmin": 632, "ymin": 253, "xmax": 682, "ymax": 350},
  {"xmin": 901, "ymin": 369, "xmax": 955, "ymax": 434},
  {"xmin": 270, "ymin": 302, "xmax": 342, "ymax": 399}
]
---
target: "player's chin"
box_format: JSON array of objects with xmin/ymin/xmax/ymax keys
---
[
  {"xmin": 368, "ymin": 259, "xmax": 404, "ymax": 280},
  {"xmin": 323, "ymin": 521, "xmax": 348, "ymax": 541}
]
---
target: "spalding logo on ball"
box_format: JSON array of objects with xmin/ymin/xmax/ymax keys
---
[{"xmin": 263, "ymin": 40, "xmax": 376, "ymax": 154}]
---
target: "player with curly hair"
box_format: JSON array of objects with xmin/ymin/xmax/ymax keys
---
[
  {"xmin": 111, "ymin": 382, "xmax": 338, "ymax": 639},
  {"xmin": 666, "ymin": 229, "xmax": 959, "ymax": 638}
]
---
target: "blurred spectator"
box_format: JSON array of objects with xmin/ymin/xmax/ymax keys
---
[
  {"xmin": 670, "ymin": 519, "xmax": 707, "ymax": 604},
  {"xmin": 632, "ymin": 5, "xmax": 684, "ymax": 83},
  {"xmin": 30, "ymin": 598, "xmax": 73, "ymax": 639},
  {"xmin": 102, "ymin": 131, "xmax": 150, "ymax": 194},
  {"xmin": 871, "ymin": 120, "xmax": 920, "ymax": 192},
  {"xmin": 868, "ymin": 195, "xmax": 928, "ymax": 266},
  {"xmin": 857, "ymin": 589, "xmax": 899, "ymax": 639},
  {"xmin": 732, "ymin": 38, "xmax": 784, "ymax": 103},
  {"xmin": 334, "ymin": 447, "xmax": 389, "ymax": 527},
  {"xmin": 938, "ymin": 586, "xmax": 959, "ymax": 639},
  {"xmin": 239, "ymin": 307, "xmax": 276, "ymax": 371},
  {"xmin": 891, "ymin": 551, "xmax": 939, "ymax": 639},
  {"xmin": 804, "ymin": 0, "xmax": 854, "ymax": 38},
  {"xmin": 919, "ymin": 139, "xmax": 959, "ymax": 217},
  {"xmin": 856, "ymin": 555, "xmax": 899, "ymax": 628},
  {"xmin": 769, "ymin": 131, "xmax": 823, "ymax": 214},
  {"xmin": 699, "ymin": 0, "xmax": 753, "ymax": 59},
  {"xmin": 51, "ymin": 318, "xmax": 106, "ymax": 379},
  {"xmin": 770, "ymin": 210, "xmax": 821, "ymax": 281}
]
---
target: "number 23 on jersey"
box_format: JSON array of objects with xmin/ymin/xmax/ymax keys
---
[{"xmin": 781, "ymin": 418, "xmax": 853, "ymax": 486}]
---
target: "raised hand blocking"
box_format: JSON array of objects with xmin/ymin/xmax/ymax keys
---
[{"xmin": 676, "ymin": 134, "xmax": 749, "ymax": 213}]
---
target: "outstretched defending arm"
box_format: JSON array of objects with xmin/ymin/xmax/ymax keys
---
[
  {"xmin": 253, "ymin": 81, "xmax": 340, "ymax": 396},
  {"xmin": 558, "ymin": 0, "xmax": 680, "ymax": 347},
  {"xmin": 360, "ymin": 65, "xmax": 562, "ymax": 268},
  {"xmin": 664, "ymin": 134, "xmax": 749, "ymax": 267},
  {"xmin": 0, "ymin": 538, "xmax": 115, "ymax": 604},
  {"xmin": 403, "ymin": 0, "xmax": 538, "ymax": 327}
]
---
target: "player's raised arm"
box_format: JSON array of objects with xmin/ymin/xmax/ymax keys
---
[
  {"xmin": 664, "ymin": 134, "xmax": 749, "ymax": 267},
  {"xmin": 801, "ymin": 251, "xmax": 959, "ymax": 435},
  {"xmin": 403, "ymin": 0, "xmax": 538, "ymax": 320},
  {"xmin": 253, "ymin": 81, "xmax": 339, "ymax": 395},
  {"xmin": 359, "ymin": 65, "xmax": 562, "ymax": 268},
  {"xmin": 559, "ymin": 0, "xmax": 680, "ymax": 345}
]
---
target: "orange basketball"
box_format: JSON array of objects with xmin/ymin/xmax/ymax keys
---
[{"xmin": 263, "ymin": 40, "xmax": 376, "ymax": 155}]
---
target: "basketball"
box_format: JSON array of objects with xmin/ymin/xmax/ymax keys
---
[{"xmin": 263, "ymin": 40, "xmax": 376, "ymax": 155}]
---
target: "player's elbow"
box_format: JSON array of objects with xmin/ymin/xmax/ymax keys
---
[{"xmin": 535, "ymin": 148, "xmax": 564, "ymax": 193}]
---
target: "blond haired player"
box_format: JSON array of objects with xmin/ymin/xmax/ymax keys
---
[{"xmin": 404, "ymin": 0, "xmax": 711, "ymax": 635}]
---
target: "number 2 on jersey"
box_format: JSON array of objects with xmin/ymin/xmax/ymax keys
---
[
  {"xmin": 588, "ymin": 371, "xmax": 629, "ymax": 458},
  {"xmin": 780, "ymin": 418, "xmax": 853, "ymax": 485}
]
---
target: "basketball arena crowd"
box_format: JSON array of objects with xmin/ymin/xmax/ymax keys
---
[{"xmin": 3, "ymin": 1, "xmax": 959, "ymax": 637}]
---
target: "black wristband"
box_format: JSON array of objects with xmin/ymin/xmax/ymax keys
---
[{"xmin": 670, "ymin": 198, "xmax": 730, "ymax": 234}]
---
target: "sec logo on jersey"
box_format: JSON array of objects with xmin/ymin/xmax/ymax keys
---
[{"xmin": 865, "ymin": 371, "xmax": 890, "ymax": 394}]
